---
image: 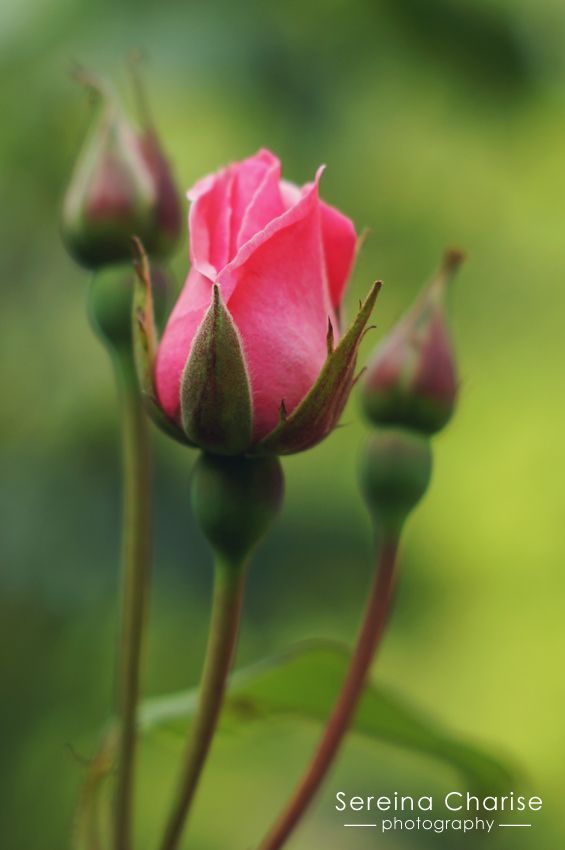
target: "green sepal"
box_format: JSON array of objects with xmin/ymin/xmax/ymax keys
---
[
  {"xmin": 180, "ymin": 284, "xmax": 253, "ymax": 455},
  {"xmin": 255, "ymin": 280, "xmax": 382, "ymax": 455},
  {"xmin": 131, "ymin": 238, "xmax": 194, "ymax": 446}
]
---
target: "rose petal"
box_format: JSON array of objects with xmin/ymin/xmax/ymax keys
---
[
  {"xmin": 187, "ymin": 169, "xmax": 233, "ymax": 278},
  {"xmin": 235, "ymin": 152, "xmax": 284, "ymax": 252},
  {"xmin": 187, "ymin": 150, "xmax": 284, "ymax": 277},
  {"xmin": 279, "ymin": 178, "xmax": 302, "ymax": 209},
  {"xmin": 221, "ymin": 169, "xmax": 336, "ymax": 440},
  {"xmin": 281, "ymin": 179, "xmax": 357, "ymax": 309},
  {"xmin": 155, "ymin": 268, "xmax": 211, "ymax": 422},
  {"xmin": 319, "ymin": 200, "xmax": 357, "ymax": 309}
]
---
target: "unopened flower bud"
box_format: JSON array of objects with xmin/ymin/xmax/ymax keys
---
[
  {"xmin": 131, "ymin": 151, "xmax": 381, "ymax": 456},
  {"xmin": 62, "ymin": 78, "xmax": 181, "ymax": 269},
  {"xmin": 362, "ymin": 250, "xmax": 463, "ymax": 435},
  {"xmin": 360, "ymin": 427, "xmax": 432, "ymax": 537}
]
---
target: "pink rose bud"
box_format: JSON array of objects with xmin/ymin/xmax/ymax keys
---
[
  {"xmin": 131, "ymin": 151, "xmax": 381, "ymax": 455},
  {"xmin": 362, "ymin": 249, "xmax": 464, "ymax": 435},
  {"xmin": 62, "ymin": 77, "xmax": 181, "ymax": 269}
]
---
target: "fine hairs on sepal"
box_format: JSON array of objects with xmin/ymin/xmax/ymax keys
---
[{"xmin": 180, "ymin": 285, "xmax": 253, "ymax": 456}]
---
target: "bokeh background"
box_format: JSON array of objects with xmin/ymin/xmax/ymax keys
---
[{"xmin": 2, "ymin": 0, "xmax": 565, "ymax": 847}]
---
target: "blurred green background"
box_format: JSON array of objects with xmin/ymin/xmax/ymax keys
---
[{"xmin": 1, "ymin": 0, "xmax": 565, "ymax": 847}]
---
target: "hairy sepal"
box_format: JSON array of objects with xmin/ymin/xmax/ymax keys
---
[{"xmin": 180, "ymin": 284, "xmax": 253, "ymax": 455}]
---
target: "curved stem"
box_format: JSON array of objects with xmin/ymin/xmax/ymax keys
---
[
  {"xmin": 258, "ymin": 536, "xmax": 400, "ymax": 850},
  {"xmin": 113, "ymin": 352, "xmax": 151, "ymax": 850},
  {"xmin": 159, "ymin": 559, "xmax": 247, "ymax": 850}
]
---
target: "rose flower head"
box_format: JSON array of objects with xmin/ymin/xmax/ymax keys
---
[
  {"xmin": 62, "ymin": 71, "xmax": 181, "ymax": 269},
  {"xmin": 362, "ymin": 249, "xmax": 464, "ymax": 435},
  {"xmin": 132, "ymin": 150, "xmax": 381, "ymax": 456}
]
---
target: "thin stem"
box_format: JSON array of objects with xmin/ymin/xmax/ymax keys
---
[
  {"xmin": 159, "ymin": 559, "xmax": 247, "ymax": 850},
  {"xmin": 113, "ymin": 352, "xmax": 151, "ymax": 850},
  {"xmin": 258, "ymin": 536, "xmax": 400, "ymax": 850}
]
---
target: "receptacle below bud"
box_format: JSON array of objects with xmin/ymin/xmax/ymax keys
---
[
  {"xmin": 191, "ymin": 454, "xmax": 284, "ymax": 567},
  {"xmin": 360, "ymin": 428, "xmax": 432, "ymax": 537},
  {"xmin": 362, "ymin": 250, "xmax": 463, "ymax": 435}
]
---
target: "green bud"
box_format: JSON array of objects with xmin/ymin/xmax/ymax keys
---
[
  {"xmin": 191, "ymin": 454, "xmax": 284, "ymax": 567},
  {"xmin": 88, "ymin": 262, "xmax": 171, "ymax": 353},
  {"xmin": 362, "ymin": 250, "xmax": 463, "ymax": 435},
  {"xmin": 62, "ymin": 80, "xmax": 181, "ymax": 270},
  {"xmin": 360, "ymin": 428, "xmax": 432, "ymax": 537}
]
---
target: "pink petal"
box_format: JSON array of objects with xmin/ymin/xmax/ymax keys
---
[
  {"xmin": 319, "ymin": 200, "xmax": 357, "ymax": 309},
  {"xmin": 282, "ymin": 179, "xmax": 357, "ymax": 309},
  {"xmin": 187, "ymin": 149, "xmax": 284, "ymax": 278},
  {"xmin": 187, "ymin": 169, "xmax": 233, "ymax": 278},
  {"xmin": 279, "ymin": 178, "xmax": 302, "ymax": 209},
  {"xmin": 221, "ymin": 169, "xmax": 336, "ymax": 441},
  {"xmin": 234, "ymin": 153, "xmax": 284, "ymax": 252},
  {"xmin": 155, "ymin": 268, "xmax": 211, "ymax": 422}
]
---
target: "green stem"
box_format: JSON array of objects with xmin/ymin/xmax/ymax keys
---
[
  {"xmin": 159, "ymin": 559, "xmax": 247, "ymax": 850},
  {"xmin": 257, "ymin": 536, "xmax": 400, "ymax": 850},
  {"xmin": 113, "ymin": 352, "xmax": 151, "ymax": 850}
]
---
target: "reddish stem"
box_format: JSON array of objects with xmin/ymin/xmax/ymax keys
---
[{"xmin": 258, "ymin": 536, "xmax": 399, "ymax": 850}]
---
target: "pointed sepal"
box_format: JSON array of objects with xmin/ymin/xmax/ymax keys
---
[
  {"xmin": 255, "ymin": 280, "xmax": 382, "ymax": 455},
  {"xmin": 131, "ymin": 238, "xmax": 194, "ymax": 445},
  {"xmin": 180, "ymin": 284, "xmax": 253, "ymax": 455},
  {"xmin": 131, "ymin": 237, "xmax": 157, "ymax": 394}
]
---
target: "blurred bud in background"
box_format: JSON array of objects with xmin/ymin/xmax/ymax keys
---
[
  {"xmin": 61, "ymin": 68, "xmax": 182, "ymax": 270},
  {"xmin": 88, "ymin": 262, "xmax": 171, "ymax": 354},
  {"xmin": 361, "ymin": 249, "xmax": 464, "ymax": 435}
]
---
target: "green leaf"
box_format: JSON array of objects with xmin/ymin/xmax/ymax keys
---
[
  {"xmin": 140, "ymin": 640, "xmax": 515, "ymax": 795},
  {"xmin": 255, "ymin": 281, "xmax": 382, "ymax": 455},
  {"xmin": 180, "ymin": 283, "xmax": 253, "ymax": 454},
  {"xmin": 76, "ymin": 641, "xmax": 515, "ymax": 840}
]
